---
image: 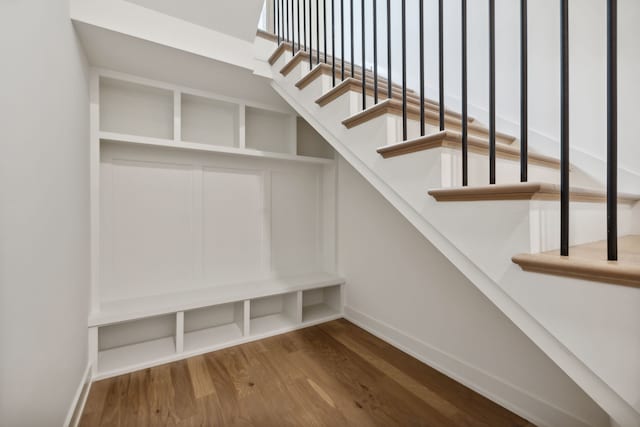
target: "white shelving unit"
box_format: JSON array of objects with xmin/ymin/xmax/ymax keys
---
[
  {"xmin": 89, "ymin": 68, "xmax": 342, "ymax": 380},
  {"xmin": 89, "ymin": 274, "xmax": 344, "ymax": 379}
]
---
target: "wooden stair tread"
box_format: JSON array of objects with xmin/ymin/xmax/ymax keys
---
[
  {"xmin": 272, "ymin": 43, "xmax": 403, "ymax": 90},
  {"xmin": 256, "ymin": 29, "xmax": 278, "ymax": 42},
  {"xmin": 313, "ymin": 75, "xmax": 467, "ymax": 122},
  {"xmin": 342, "ymin": 99, "xmax": 516, "ymax": 144},
  {"xmin": 268, "ymin": 41, "xmax": 293, "ymax": 65},
  {"xmin": 377, "ymin": 130, "xmax": 558, "ymax": 169},
  {"xmin": 428, "ymin": 182, "xmax": 640, "ymax": 203},
  {"xmin": 512, "ymin": 235, "xmax": 640, "ymax": 288},
  {"xmin": 297, "ymin": 63, "xmax": 411, "ymax": 95},
  {"xmin": 280, "ymin": 50, "xmax": 311, "ymax": 75}
]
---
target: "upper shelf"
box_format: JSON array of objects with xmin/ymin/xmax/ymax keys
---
[
  {"xmin": 89, "ymin": 272, "xmax": 345, "ymax": 327},
  {"xmin": 100, "ymin": 132, "xmax": 335, "ymax": 165},
  {"xmin": 97, "ymin": 71, "xmax": 335, "ymax": 163}
]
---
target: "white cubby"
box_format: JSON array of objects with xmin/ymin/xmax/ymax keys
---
[
  {"xmin": 99, "ymin": 77, "xmax": 174, "ymax": 139},
  {"xmin": 302, "ymin": 285, "xmax": 342, "ymax": 323},
  {"xmin": 183, "ymin": 302, "xmax": 245, "ymax": 352},
  {"xmin": 250, "ymin": 292, "xmax": 299, "ymax": 336},
  {"xmin": 97, "ymin": 314, "xmax": 176, "ymax": 375},
  {"xmin": 181, "ymin": 94, "xmax": 239, "ymax": 147},
  {"xmin": 90, "ymin": 276, "xmax": 343, "ymax": 379},
  {"xmin": 245, "ymin": 106, "xmax": 296, "ymax": 154},
  {"xmin": 297, "ymin": 118, "xmax": 335, "ymax": 159}
]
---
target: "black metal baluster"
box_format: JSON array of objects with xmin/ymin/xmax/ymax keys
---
[
  {"xmin": 462, "ymin": 0, "xmax": 468, "ymax": 186},
  {"xmin": 324, "ymin": 0, "xmax": 327, "ymax": 63},
  {"xmin": 350, "ymin": 0, "xmax": 354, "ymax": 78},
  {"xmin": 373, "ymin": 0, "xmax": 378, "ymax": 104},
  {"xmin": 607, "ymin": 0, "xmax": 618, "ymax": 260},
  {"xmin": 521, "ymin": 0, "xmax": 528, "ymax": 182},
  {"xmin": 316, "ymin": 0, "xmax": 320, "ymax": 64},
  {"xmin": 274, "ymin": 0, "xmax": 278, "ymax": 41},
  {"xmin": 560, "ymin": 0, "xmax": 570, "ymax": 256},
  {"xmin": 438, "ymin": 0, "xmax": 445, "ymax": 131},
  {"xmin": 297, "ymin": 0, "xmax": 301, "ymax": 52},
  {"xmin": 332, "ymin": 0, "xmax": 336, "ymax": 86},
  {"xmin": 361, "ymin": 0, "xmax": 366, "ymax": 110},
  {"xmin": 387, "ymin": 0, "xmax": 392, "ymax": 99},
  {"xmin": 309, "ymin": 0, "xmax": 313, "ymax": 69},
  {"xmin": 278, "ymin": 0, "xmax": 281, "ymax": 42},
  {"xmin": 402, "ymin": 0, "xmax": 407, "ymax": 140},
  {"xmin": 489, "ymin": 0, "xmax": 496, "ymax": 184},
  {"xmin": 341, "ymin": 0, "xmax": 345, "ymax": 80},
  {"xmin": 290, "ymin": 0, "xmax": 295, "ymax": 51},
  {"xmin": 419, "ymin": 0, "xmax": 425, "ymax": 136},
  {"xmin": 276, "ymin": 0, "xmax": 280, "ymax": 43},
  {"xmin": 303, "ymin": 0, "xmax": 307, "ymax": 51},
  {"xmin": 286, "ymin": 0, "xmax": 289, "ymax": 42}
]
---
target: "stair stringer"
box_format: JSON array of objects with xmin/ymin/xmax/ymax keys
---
[{"xmin": 270, "ymin": 81, "xmax": 640, "ymax": 427}]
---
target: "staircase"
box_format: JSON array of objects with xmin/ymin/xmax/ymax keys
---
[{"xmin": 257, "ymin": 9, "xmax": 640, "ymax": 424}]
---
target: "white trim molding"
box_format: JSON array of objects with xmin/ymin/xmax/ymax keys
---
[
  {"xmin": 345, "ymin": 307, "xmax": 599, "ymax": 427},
  {"xmin": 63, "ymin": 363, "xmax": 93, "ymax": 427}
]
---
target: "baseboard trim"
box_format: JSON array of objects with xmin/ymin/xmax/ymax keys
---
[
  {"xmin": 344, "ymin": 306, "xmax": 597, "ymax": 427},
  {"xmin": 63, "ymin": 363, "xmax": 92, "ymax": 427}
]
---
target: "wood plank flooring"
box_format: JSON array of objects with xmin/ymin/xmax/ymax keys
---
[{"xmin": 80, "ymin": 319, "xmax": 534, "ymax": 427}]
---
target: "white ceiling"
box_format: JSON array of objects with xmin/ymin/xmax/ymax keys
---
[{"xmin": 124, "ymin": 0, "xmax": 265, "ymax": 42}]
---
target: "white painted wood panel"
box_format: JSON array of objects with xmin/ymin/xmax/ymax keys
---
[
  {"xmin": 100, "ymin": 142, "xmax": 331, "ymax": 304},
  {"xmin": 202, "ymin": 167, "xmax": 266, "ymax": 284},
  {"xmin": 102, "ymin": 158, "xmax": 194, "ymax": 301},
  {"xmin": 271, "ymin": 169, "xmax": 321, "ymax": 275}
]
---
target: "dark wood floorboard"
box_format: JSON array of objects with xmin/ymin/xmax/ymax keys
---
[{"xmin": 80, "ymin": 319, "xmax": 534, "ymax": 427}]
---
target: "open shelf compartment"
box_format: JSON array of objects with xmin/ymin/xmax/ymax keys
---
[
  {"xmin": 302, "ymin": 285, "xmax": 342, "ymax": 324},
  {"xmin": 249, "ymin": 292, "xmax": 300, "ymax": 336},
  {"xmin": 181, "ymin": 93, "xmax": 239, "ymax": 147},
  {"xmin": 97, "ymin": 313, "xmax": 177, "ymax": 375},
  {"xmin": 246, "ymin": 106, "xmax": 296, "ymax": 154},
  {"xmin": 183, "ymin": 301, "xmax": 245, "ymax": 353},
  {"xmin": 99, "ymin": 77, "xmax": 174, "ymax": 139}
]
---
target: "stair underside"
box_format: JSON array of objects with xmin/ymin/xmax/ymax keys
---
[
  {"xmin": 428, "ymin": 182, "xmax": 640, "ymax": 204},
  {"xmin": 377, "ymin": 130, "xmax": 559, "ymax": 169},
  {"xmin": 512, "ymin": 235, "xmax": 640, "ymax": 288}
]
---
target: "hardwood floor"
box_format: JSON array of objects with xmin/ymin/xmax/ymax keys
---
[{"xmin": 80, "ymin": 319, "xmax": 534, "ymax": 426}]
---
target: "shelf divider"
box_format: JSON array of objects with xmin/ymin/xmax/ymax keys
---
[
  {"xmin": 173, "ymin": 90, "xmax": 181, "ymax": 142},
  {"xmin": 176, "ymin": 311, "xmax": 184, "ymax": 353}
]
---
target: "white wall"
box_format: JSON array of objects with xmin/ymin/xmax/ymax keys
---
[
  {"xmin": 0, "ymin": 0, "xmax": 90, "ymax": 425},
  {"xmin": 336, "ymin": 156, "xmax": 610, "ymax": 427}
]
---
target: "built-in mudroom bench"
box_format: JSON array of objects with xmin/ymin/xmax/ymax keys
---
[{"xmin": 88, "ymin": 69, "xmax": 343, "ymax": 379}]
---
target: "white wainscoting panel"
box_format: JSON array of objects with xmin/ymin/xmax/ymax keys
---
[
  {"xmin": 99, "ymin": 142, "xmax": 331, "ymax": 304},
  {"xmin": 202, "ymin": 167, "xmax": 266, "ymax": 284},
  {"xmin": 271, "ymin": 169, "xmax": 321, "ymax": 276}
]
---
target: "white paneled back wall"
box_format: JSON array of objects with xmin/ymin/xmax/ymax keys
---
[{"xmin": 100, "ymin": 142, "xmax": 330, "ymax": 302}]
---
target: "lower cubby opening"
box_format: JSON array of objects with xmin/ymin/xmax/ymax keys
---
[
  {"xmin": 183, "ymin": 302, "xmax": 244, "ymax": 352},
  {"xmin": 250, "ymin": 293, "xmax": 299, "ymax": 336},
  {"xmin": 302, "ymin": 285, "xmax": 342, "ymax": 323},
  {"xmin": 98, "ymin": 314, "xmax": 176, "ymax": 374}
]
